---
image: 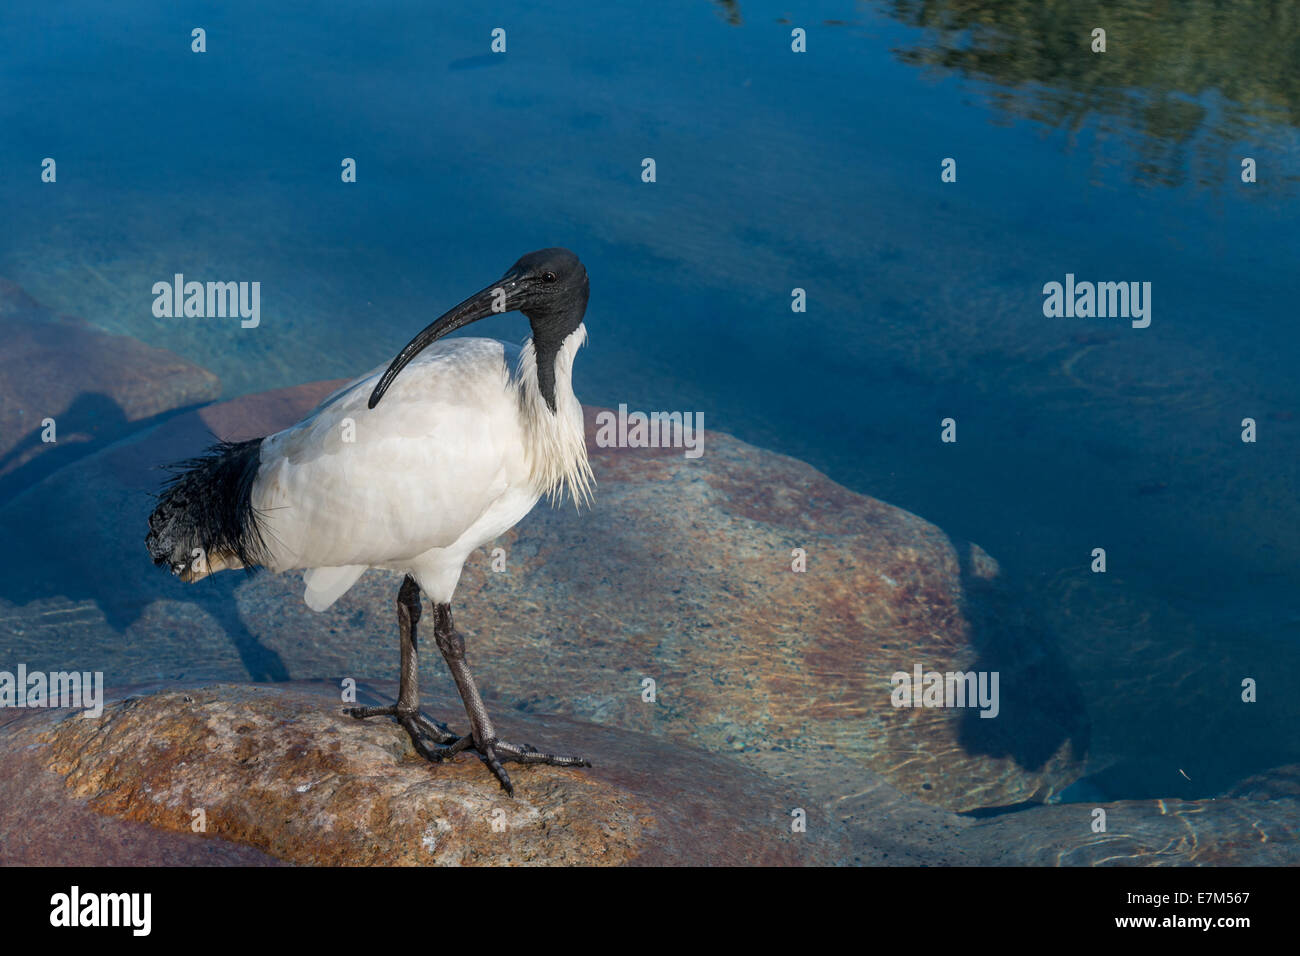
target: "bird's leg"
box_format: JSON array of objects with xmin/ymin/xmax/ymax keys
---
[
  {"xmin": 429, "ymin": 602, "xmax": 591, "ymax": 797},
  {"xmin": 345, "ymin": 574, "xmax": 458, "ymax": 754}
]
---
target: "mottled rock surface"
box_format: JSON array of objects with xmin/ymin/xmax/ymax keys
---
[
  {"xmin": 3, "ymin": 682, "xmax": 846, "ymax": 866},
  {"xmin": 0, "ymin": 699, "xmax": 279, "ymax": 866},
  {"xmin": 0, "ymin": 279, "xmax": 221, "ymax": 495},
  {"xmin": 3, "ymin": 682, "xmax": 1291, "ymax": 866}
]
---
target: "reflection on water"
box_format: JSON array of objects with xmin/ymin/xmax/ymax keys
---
[{"xmin": 882, "ymin": 0, "xmax": 1300, "ymax": 187}]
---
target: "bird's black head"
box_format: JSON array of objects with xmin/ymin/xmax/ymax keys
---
[
  {"xmin": 368, "ymin": 247, "xmax": 589, "ymax": 409},
  {"xmin": 500, "ymin": 248, "xmax": 589, "ymax": 355}
]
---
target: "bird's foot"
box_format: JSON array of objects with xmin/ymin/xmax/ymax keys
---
[
  {"xmin": 428, "ymin": 733, "xmax": 592, "ymax": 797},
  {"xmin": 346, "ymin": 705, "xmax": 588, "ymax": 795},
  {"xmin": 345, "ymin": 704, "xmax": 459, "ymax": 756}
]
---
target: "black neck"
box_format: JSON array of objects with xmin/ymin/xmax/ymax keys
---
[
  {"xmin": 531, "ymin": 329, "xmax": 566, "ymax": 412},
  {"xmin": 527, "ymin": 298, "xmax": 585, "ymax": 413}
]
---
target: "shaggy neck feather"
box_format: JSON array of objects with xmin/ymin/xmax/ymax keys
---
[{"xmin": 515, "ymin": 323, "xmax": 594, "ymax": 507}]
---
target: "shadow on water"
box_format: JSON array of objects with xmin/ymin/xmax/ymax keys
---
[
  {"xmin": 945, "ymin": 532, "xmax": 1092, "ymax": 797},
  {"xmin": 0, "ymin": 392, "xmax": 211, "ymax": 504},
  {"xmin": 943, "ymin": 529, "xmax": 1283, "ymax": 806},
  {"xmin": 0, "ymin": 390, "xmax": 289, "ymax": 682}
]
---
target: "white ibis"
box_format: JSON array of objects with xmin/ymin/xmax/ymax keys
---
[{"xmin": 146, "ymin": 248, "xmax": 595, "ymax": 795}]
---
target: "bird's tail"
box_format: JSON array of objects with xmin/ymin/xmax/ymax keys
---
[{"xmin": 145, "ymin": 438, "xmax": 269, "ymax": 582}]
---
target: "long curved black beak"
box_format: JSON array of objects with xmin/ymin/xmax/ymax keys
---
[{"xmin": 368, "ymin": 277, "xmax": 517, "ymax": 409}]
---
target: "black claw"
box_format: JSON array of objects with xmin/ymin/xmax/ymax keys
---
[
  {"xmin": 481, "ymin": 747, "xmax": 516, "ymax": 797},
  {"xmin": 348, "ymin": 704, "xmax": 459, "ymax": 751}
]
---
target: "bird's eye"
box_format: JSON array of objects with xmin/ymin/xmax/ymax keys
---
[{"xmin": 541, "ymin": 271, "xmax": 558, "ymax": 283}]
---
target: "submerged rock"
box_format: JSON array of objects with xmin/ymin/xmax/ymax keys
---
[
  {"xmin": 3, "ymin": 682, "xmax": 845, "ymax": 866},
  {"xmin": 968, "ymin": 796, "xmax": 1300, "ymax": 866},
  {"xmin": 0, "ymin": 279, "xmax": 220, "ymax": 497},
  {"xmin": 0, "ymin": 380, "xmax": 1088, "ymax": 814}
]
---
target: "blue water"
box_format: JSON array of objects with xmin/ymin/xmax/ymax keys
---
[{"xmin": 0, "ymin": 0, "xmax": 1297, "ymax": 805}]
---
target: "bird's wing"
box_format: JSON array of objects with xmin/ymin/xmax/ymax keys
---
[{"xmin": 251, "ymin": 337, "xmax": 530, "ymax": 573}]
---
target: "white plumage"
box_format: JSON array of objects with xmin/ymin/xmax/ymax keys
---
[{"xmin": 251, "ymin": 327, "xmax": 590, "ymax": 610}]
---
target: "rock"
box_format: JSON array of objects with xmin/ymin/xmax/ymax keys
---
[
  {"xmin": 0, "ymin": 380, "xmax": 1088, "ymax": 814},
  {"xmin": 3, "ymin": 682, "xmax": 1288, "ymax": 866},
  {"xmin": 0, "ymin": 279, "xmax": 221, "ymax": 498},
  {"xmin": 2, "ymin": 682, "xmax": 847, "ymax": 866},
  {"xmin": 0, "ymin": 710, "xmax": 280, "ymax": 866}
]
